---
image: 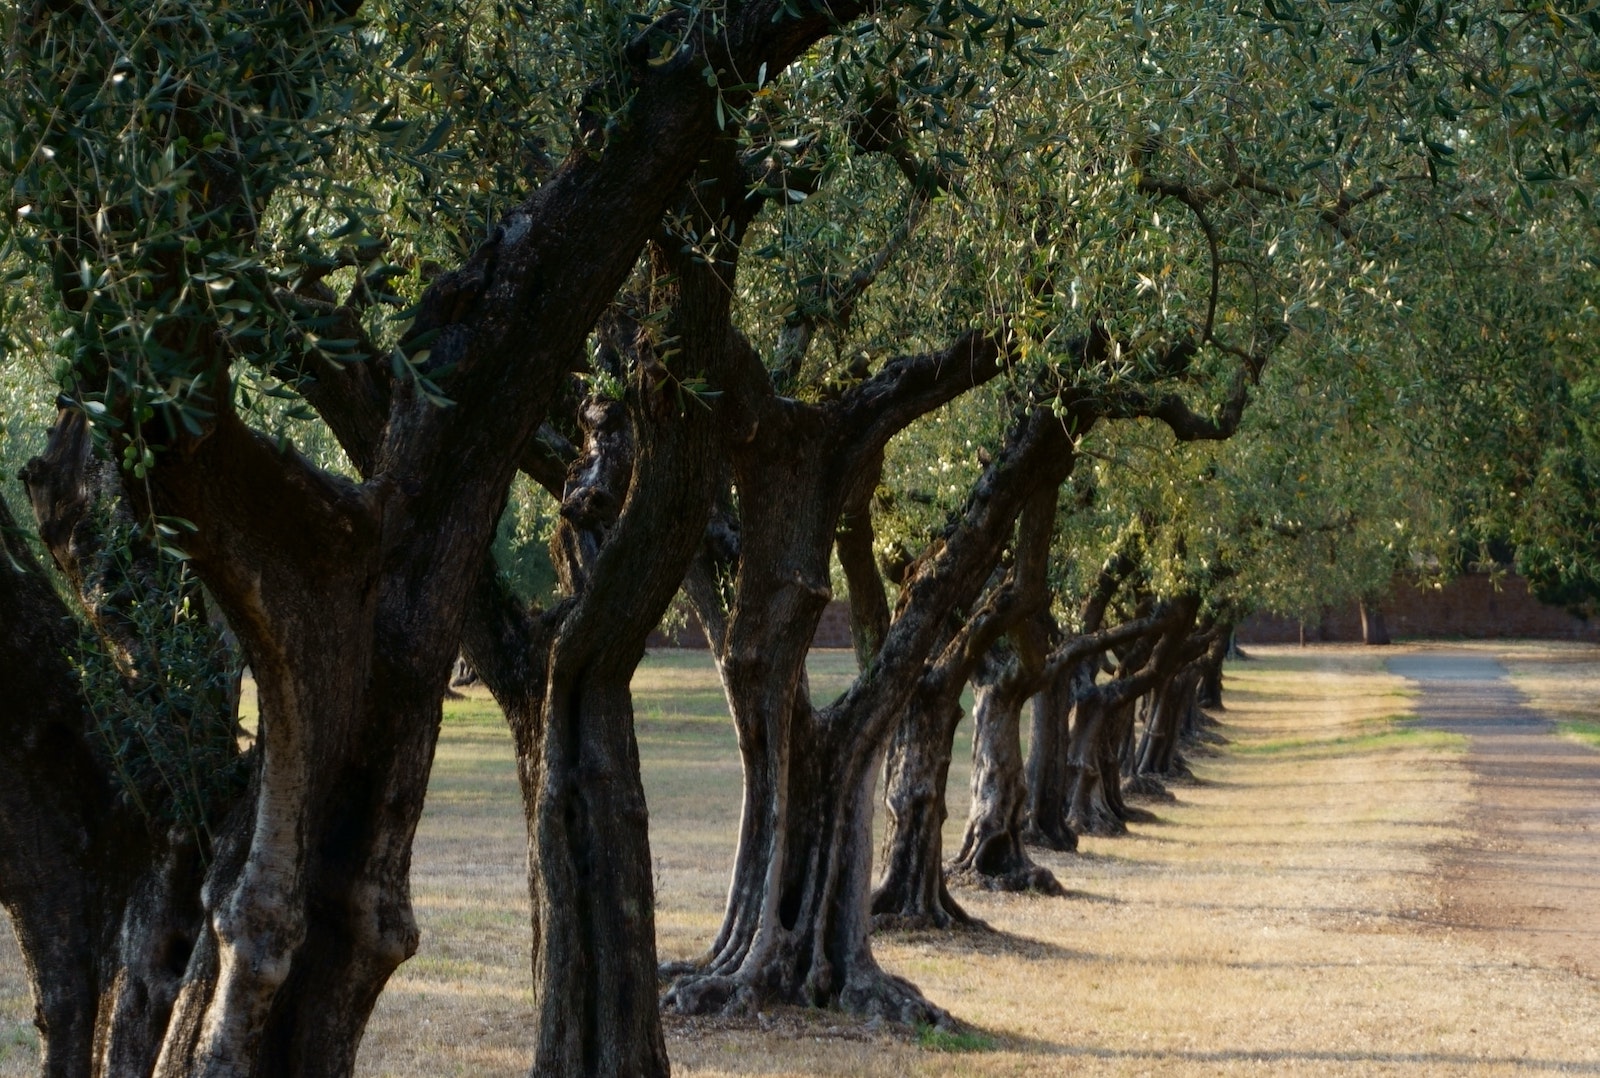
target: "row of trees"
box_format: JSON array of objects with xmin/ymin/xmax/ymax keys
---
[{"xmin": 0, "ymin": 0, "xmax": 1596, "ymax": 1074}]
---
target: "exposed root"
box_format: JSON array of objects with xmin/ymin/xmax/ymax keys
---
[
  {"xmin": 870, "ymin": 870, "xmax": 984, "ymax": 932},
  {"xmin": 663, "ymin": 962, "xmax": 957, "ymax": 1034},
  {"xmin": 871, "ymin": 906, "xmax": 992, "ymax": 933},
  {"xmin": 839, "ymin": 966, "xmax": 954, "ymax": 1030},
  {"xmin": 1122, "ymin": 774, "xmax": 1173, "ymax": 801},
  {"xmin": 1162, "ymin": 755, "xmax": 1198, "ymax": 782},
  {"xmin": 1022, "ymin": 818, "xmax": 1079, "ymax": 853},
  {"xmin": 1068, "ymin": 809, "xmax": 1128, "ymax": 837},
  {"xmin": 661, "ymin": 973, "xmax": 759, "ymax": 1019},
  {"xmin": 946, "ymin": 861, "xmax": 1066, "ymax": 896},
  {"xmin": 658, "ymin": 957, "xmax": 703, "ymax": 981}
]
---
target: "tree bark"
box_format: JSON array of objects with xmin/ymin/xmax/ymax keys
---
[
  {"xmin": 872, "ymin": 675, "xmax": 977, "ymax": 929},
  {"xmin": 668, "ymin": 397, "xmax": 1078, "ymax": 1025},
  {"xmin": 1023, "ymin": 551, "xmax": 1136, "ymax": 848},
  {"xmin": 0, "ymin": 452, "xmax": 239, "ymax": 1078},
  {"xmin": 1022, "ymin": 664, "xmax": 1080, "ymax": 851},
  {"xmin": 9, "ymin": 0, "xmax": 904, "ymax": 1069},
  {"xmin": 948, "ymin": 653, "xmax": 1063, "ymax": 894},
  {"xmin": 1360, "ymin": 599, "xmax": 1392, "ymax": 646},
  {"xmin": 870, "ymin": 563, "xmax": 1052, "ymax": 930},
  {"xmin": 1134, "ymin": 669, "xmax": 1197, "ymax": 778},
  {"xmin": 1196, "ymin": 627, "xmax": 1228, "ymax": 709},
  {"xmin": 1131, "ymin": 619, "xmax": 1218, "ymax": 783}
]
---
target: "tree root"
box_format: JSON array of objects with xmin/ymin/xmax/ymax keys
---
[
  {"xmin": 946, "ymin": 861, "xmax": 1066, "ymax": 896},
  {"xmin": 839, "ymin": 966, "xmax": 955, "ymax": 1030},
  {"xmin": 1122, "ymin": 774, "xmax": 1173, "ymax": 801},
  {"xmin": 658, "ymin": 957, "xmax": 702, "ymax": 981},
  {"xmin": 869, "ymin": 896, "xmax": 987, "ymax": 933},
  {"xmin": 871, "ymin": 905, "xmax": 992, "ymax": 933},
  {"xmin": 1162, "ymin": 755, "xmax": 1198, "ymax": 782},
  {"xmin": 870, "ymin": 869, "xmax": 985, "ymax": 932},
  {"xmin": 663, "ymin": 963, "xmax": 955, "ymax": 1032},
  {"xmin": 1022, "ymin": 818, "xmax": 1079, "ymax": 853},
  {"xmin": 1067, "ymin": 808, "xmax": 1128, "ymax": 837},
  {"xmin": 661, "ymin": 973, "xmax": 760, "ymax": 1019}
]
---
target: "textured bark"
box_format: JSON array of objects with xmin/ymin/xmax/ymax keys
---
[
  {"xmin": 1024, "ymin": 552, "xmax": 1136, "ymax": 848},
  {"xmin": 872, "ymin": 672, "xmax": 978, "ymax": 929},
  {"xmin": 1064, "ymin": 689, "xmax": 1129, "ymax": 836},
  {"xmin": 877, "ymin": 479, "xmax": 1076, "ymax": 914},
  {"xmin": 452, "ymin": 140, "xmax": 807, "ymax": 1073},
  {"xmin": 1135, "ymin": 670, "xmax": 1196, "ymax": 778},
  {"xmin": 668, "ymin": 397, "xmax": 1076, "ymax": 1025},
  {"xmin": 0, "ymin": 455, "xmax": 236, "ymax": 1078},
  {"xmin": 836, "ymin": 452, "xmax": 892, "ymax": 672},
  {"xmin": 129, "ymin": 407, "xmax": 437, "ymax": 1078},
  {"xmin": 9, "ymin": 0, "xmax": 900, "ymax": 1070},
  {"xmin": 845, "ymin": 452, "xmax": 981, "ymax": 922},
  {"xmin": 870, "ymin": 561, "xmax": 1048, "ymax": 929},
  {"xmin": 1017, "ymin": 611, "xmax": 1170, "ymax": 844},
  {"xmin": 948, "ymin": 655, "xmax": 1062, "ymax": 894},
  {"xmin": 1055, "ymin": 601, "xmax": 1200, "ymax": 815},
  {"xmin": 1022, "ymin": 667, "xmax": 1079, "ymax": 851},
  {"xmin": 1131, "ymin": 618, "xmax": 1218, "ymax": 781},
  {"xmin": 0, "ymin": 490, "xmax": 130, "ymax": 1078},
  {"xmin": 872, "ymin": 499, "xmax": 1062, "ymax": 924}
]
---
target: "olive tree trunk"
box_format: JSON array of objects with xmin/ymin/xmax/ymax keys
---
[
  {"xmin": 874, "ymin": 494, "xmax": 1061, "ymax": 925},
  {"xmin": 1022, "ymin": 665, "xmax": 1080, "ymax": 851},
  {"xmin": 668, "ymin": 397, "xmax": 1081, "ymax": 1024},
  {"xmin": 948, "ymin": 654, "xmax": 1063, "ymax": 894}
]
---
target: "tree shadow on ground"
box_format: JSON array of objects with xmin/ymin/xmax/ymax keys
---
[{"xmin": 875, "ymin": 922, "xmax": 1096, "ymax": 964}]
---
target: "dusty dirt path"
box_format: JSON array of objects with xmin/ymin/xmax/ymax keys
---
[{"xmin": 1390, "ymin": 650, "xmax": 1600, "ymax": 979}]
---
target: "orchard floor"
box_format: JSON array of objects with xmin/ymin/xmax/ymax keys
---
[{"xmin": 0, "ymin": 642, "xmax": 1598, "ymax": 1076}]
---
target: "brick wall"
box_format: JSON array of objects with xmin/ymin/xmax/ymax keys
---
[
  {"xmin": 651, "ymin": 570, "xmax": 1598, "ymax": 650},
  {"xmin": 1236, "ymin": 571, "xmax": 1600, "ymax": 643}
]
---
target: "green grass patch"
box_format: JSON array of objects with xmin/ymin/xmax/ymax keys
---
[
  {"xmin": 1557, "ymin": 719, "xmax": 1600, "ymax": 749},
  {"xmin": 440, "ymin": 697, "xmax": 506, "ymax": 728},
  {"xmin": 0, "ymin": 1021, "xmax": 38, "ymax": 1061},
  {"xmin": 916, "ymin": 1024, "xmax": 997, "ymax": 1053},
  {"xmin": 1233, "ymin": 727, "xmax": 1466, "ymax": 757}
]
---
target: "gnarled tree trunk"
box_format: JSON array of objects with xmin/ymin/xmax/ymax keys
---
[
  {"xmin": 1022, "ymin": 665, "xmax": 1079, "ymax": 851},
  {"xmin": 872, "ymin": 674, "xmax": 977, "ymax": 929},
  {"xmin": 878, "ymin": 489, "xmax": 1061, "ymax": 911},
  {"xmin": 1196, "ymin": 627, "xmax": 1228, "ymax": 709},
  {"xmin": 668, "ymin": 399, "xmax": 1081, "ymax": 1025},
  {"xmin": 948, "ymin": 653, "xmax": 1062, "ymax": 894}
]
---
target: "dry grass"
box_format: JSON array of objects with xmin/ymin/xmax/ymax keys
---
[
  {"xmin": 1, "ymin": 645, "xmax": 1598, "ymax": 1075},
  {"xmin": 1494, "ymin": 639, "xmax": 1600, "ymax": 749}
]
